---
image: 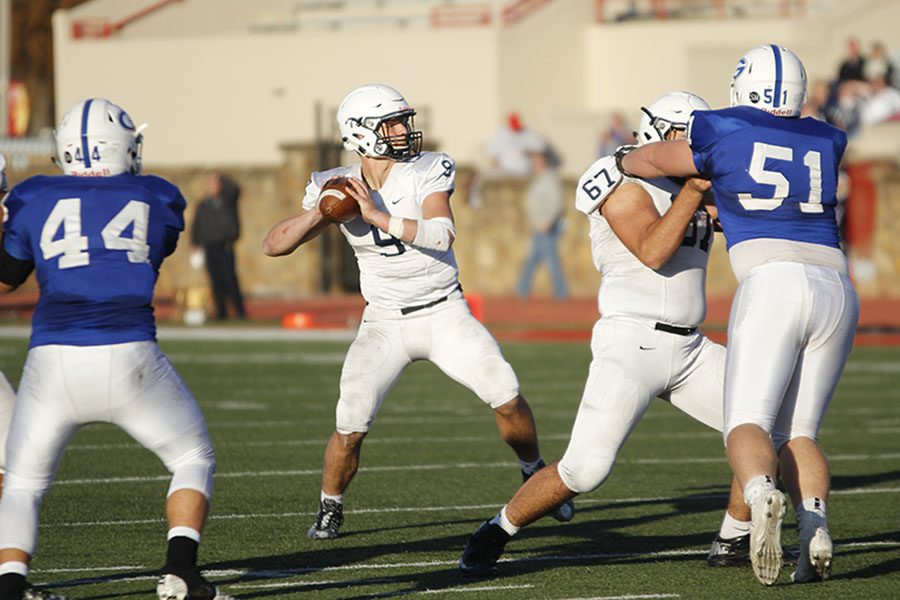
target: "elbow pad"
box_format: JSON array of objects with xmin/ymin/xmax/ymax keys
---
[{"xmin": 412, "ymin": 217, "xmax": 455, "ymax": 251}]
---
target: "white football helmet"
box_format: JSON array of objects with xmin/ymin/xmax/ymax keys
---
[
  {"xmin": 336, "ymin": 84, "xmax": 422, "ymax": 160},
  {"xmin": 730, "ymin": 44, "xmax": 807, "ymax": 118},
  {"xmin": 54, "ymin": 98, "xmax": 144, "ymax": 176},
  {"xmin": 635, "ymin": 91, "xmax": 711, "ymax": 145}
]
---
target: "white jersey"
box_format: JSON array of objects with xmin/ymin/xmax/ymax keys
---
[
  {"xmin": 303, "ymin": 152, "xmax": 459, "ymax": 310},
  {"xmin": 577, "ymin": 161, "xmax": 713, "ymax": 328}
]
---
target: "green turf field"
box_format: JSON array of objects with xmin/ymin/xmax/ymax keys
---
[{"xmin": 0, "ymin": 336, "xmax": 898, "ymax": 599}]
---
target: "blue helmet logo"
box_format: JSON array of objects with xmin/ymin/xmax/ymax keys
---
[{"xmin": 733, "ymin": 58, "xmax": 748, "ymax": 81}]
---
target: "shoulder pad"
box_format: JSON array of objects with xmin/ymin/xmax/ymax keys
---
[{"xmin": 575, "ymin": 156, "xmax": 623, "ymax": 215}]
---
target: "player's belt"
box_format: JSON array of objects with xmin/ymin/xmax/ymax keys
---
[
  {"xmin": 654, "ymin": 322, "xmax": 697, "ymax": 336},
  {"xmin": 399, "ymin": 284, "xmax": 463, "ymax": 316}
]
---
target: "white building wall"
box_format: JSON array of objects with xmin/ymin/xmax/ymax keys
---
[
  {"xmin": 54, "ymin": 9, "xmax": 501, "ymax": 168},
  {"xmin": 53, "ymin": 0, "xmax": 900, "ymax": 174}
]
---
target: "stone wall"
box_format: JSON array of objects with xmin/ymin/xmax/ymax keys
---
[{"xmin": 5, "ymin": 146, "xmax": 898, "ymax": 303}]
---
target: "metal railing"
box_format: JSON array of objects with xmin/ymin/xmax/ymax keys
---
[
  {"xmin": 591, "ymin": 0, "xmax": 838, "ymax": 23},
  {"xmin": 69, "ymin": 0, "xmax": 556, "ymax": 36}
]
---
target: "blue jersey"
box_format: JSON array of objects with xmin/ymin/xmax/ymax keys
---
[
  {"xmin": 3, "ymin": 174, "xmax": 185, "ymax": 347},
  {"xmin": 688, "ymin": 106, "xmax": 847, "ymax": 249}
]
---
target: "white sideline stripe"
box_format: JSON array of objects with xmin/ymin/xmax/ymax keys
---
[
  {"xmin": 227, "ymin": 578, "xmax": 390, "ymax": 591},
  {"xmin": 36, "ymin": 565, "xmax": 145, "ymax": 573},
  {"xmin": 42, "ymin": 487, "xmax": 900, "ymax": 529},
  {"xmin": 50, "ymin": 453, "xmax": 900, "ymax": 487}
]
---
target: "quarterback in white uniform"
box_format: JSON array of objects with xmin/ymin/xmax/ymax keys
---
[
  {"xmin": 264, "ymin": 83, "xmax": 573, "ymax": 539},
  {"xmin": 0, "ymin": 155, "xmax": 16, "ymax": 496},
  {"xmin": 461, "ymin": 92, "xmax": 753, "ymax": 576}
]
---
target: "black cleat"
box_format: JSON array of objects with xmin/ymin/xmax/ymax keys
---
[
  {"xmin": 707, "ymin": 534, "xmax": 751, "ymax": 567},
  {"xmin": 308, "ymin": 498, "xmax": 344, "ymax": 539},
  {"xmin": 522, "ymin": 461, "xmax": 575, "ymax": 522},
  {"xmin": 459, "ymin": 520, "xmax": 511, "ymax": 577},
  {"xmin": 157, "ymin": 567, "xmax": 235, "ymax": 600}
]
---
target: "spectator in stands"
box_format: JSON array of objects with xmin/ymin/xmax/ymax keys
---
[
  {"xmin": 837, "ymin": 37, "xmax": 867, "ymax": 83},
  {"xmin": 859, "ymin": 69, "xmax": 900, "ymax": 127},
  {"xmin": 865, "ymin": 41, "xmax": 895, "ymax": 88},
  {"xmin": 597, "ymin": 111, "xmax": 633, "ymax": 158},
  {"xmin": 486, "ymin": 112, "xmax": 546, "ymax": 177},
  {"xmin": 516, "ymin": 146, "xmax": 568, "ymax": 301},
  {"xmin": 191, "ymin": 171, "xmax": 247, "ymax": 321}
]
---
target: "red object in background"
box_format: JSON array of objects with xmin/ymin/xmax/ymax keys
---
[
  {"xmin": 7, "ymin": 81, "xmax": 29, "ymax": 137},
  {"xmin": 282, "ymin": 312, "xmax": 314, "ymax": 329},
  {"xmin": 465, "ymin": 293, "xmax": 484, "ymax": 322},
  {"xmin": 844, "ymin": 162, "xmax": 878, "ymax": 256}
]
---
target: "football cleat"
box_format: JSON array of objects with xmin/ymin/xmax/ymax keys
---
[
  {"xmin": 23, "ymin": 585, "xmax": 70, "ymax": 600},
  {"xmin": 307, "ymin": 498, "xmax": 344, "ymax": 539},
  {"xmin": 792, "ymin": 526, "xmax": 833, "ymax": 583},
  {"xmin": 522, "ymin": 461, "xmax": 575, "ymax": 523},
  {"xmin": 707, "ymin": 533, "xmax": 751, "ymax": 567},
  {"xmin": 156, "ymin": 568, "xmax": 235, "ymax": 600},
  {"xmin": 749, "ymin": 489, "xmax": 787, "ymax": 585},
  {"xmin": 459, "ymin": 520, "xmax": 511, "ymax": 577}
]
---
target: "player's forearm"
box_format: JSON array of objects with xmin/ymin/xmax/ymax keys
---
[
  {"xmin": 363, "ymin": 208, "xmax": 455, "ymax": 251},
  {"xmin": 263, "ymin": 209, "xmax": 325, "ymax": 256},
  {"xmin": 622, "ymin": 140, "xmax": 699, "ymax": 179},
  {"xmin": 636, "ymin": 185, "xmax": 706, "ymax": 269}
]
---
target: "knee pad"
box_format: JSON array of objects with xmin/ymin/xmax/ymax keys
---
[
  {"xmin": 166, "ymin": 445, "xmax": 216, "ymax": 499},
  {"xmin": 335, "ymin": 380, "xmax": 377, "ymax": 434},
  {"xmin": 472, "ymin": 355, "xmax": 519, "ymax": 409},
  {"xmin": 558, "ymin": 449, "xmax": 617, "ymax": 494}
]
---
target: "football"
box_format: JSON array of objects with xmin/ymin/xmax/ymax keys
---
[{"xmin": 318, "ymin": 177, "xmax": 360, "ymax": 223}]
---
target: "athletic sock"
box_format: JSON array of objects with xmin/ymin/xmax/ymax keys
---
[
  {"xmin": 489, "ymin": 505, "xmax": 520, "ymax": 536},
  {"xmin": 166, "ymin": 527, "xmax": 201, "ymax": 571},
  {"xmin": 519, "ymin": 458, "xmax": 545, "ymax": 477},
  {"xmin": 796, "ymin": 497, "xmax": 828, "ymax": 531},
  {"xmin": 0, "ymin": 562, "xmax": 28, "ymax": 600},
  {"xmin": 321, "ymin": 491, "xmax": 343, "ymax": 505},
  {"xmin": 743, "ymin": 474, "xmax": 776, "ymax": 506},
  {"xmin": 718, "ymin": 511, "xmax": 751, "ymax": 539}
]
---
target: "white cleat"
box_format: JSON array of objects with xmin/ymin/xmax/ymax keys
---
[
  {"xmin": 749, "ymin": 488, "xmax": 786, "ymax": 586},
  {"xmin": 792, "ymin": 526, "xmax": 833, "ymax": 583},
  {"xmin": 157, "ymin": 571, "xmax": 236, "ymax": 600}
]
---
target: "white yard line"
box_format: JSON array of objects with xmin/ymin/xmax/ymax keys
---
[
  {"xmin": 50, "ymin": 453, "xmax": 900, "ymax": 487},
  {"xmin": 34, "ymin": 540, "xmax": 900, "ymax": 583},
  {"xmin": 42, "ymin": 487, "xmax": 900, "ymax": 529}
]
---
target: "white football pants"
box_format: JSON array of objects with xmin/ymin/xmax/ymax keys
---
[
  {"xmin": 336, "ymin": 295, "xmax": 519, "ymax": 433},
  {"xmin": 724, "ymin": 262, "xmax": 859, "ymax": 448},
  {"xmin": 0, "ymin": 371, "xmax": 15, "ymax": 473},
  {"xmin": 558, "ymin": 317, "xmax": 726, "ymax": 494},
  {"xmin": 0, "ymin": 341, "xmax": 215, "ymax": 555}
]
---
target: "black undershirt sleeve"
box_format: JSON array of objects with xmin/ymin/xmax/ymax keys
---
[{"xmin": 0, "ymin": 245, "xmax": 35, "ymax": 287}]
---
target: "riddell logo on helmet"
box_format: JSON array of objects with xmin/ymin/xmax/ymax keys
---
[{"xmin": 74, "ymin": 169, "xmax": 113, "ymax": 177}]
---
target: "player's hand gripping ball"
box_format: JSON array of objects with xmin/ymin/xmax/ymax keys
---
[{"xmin": 318, "ymin": 177, "xmax": 361, "ymax": 223}]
